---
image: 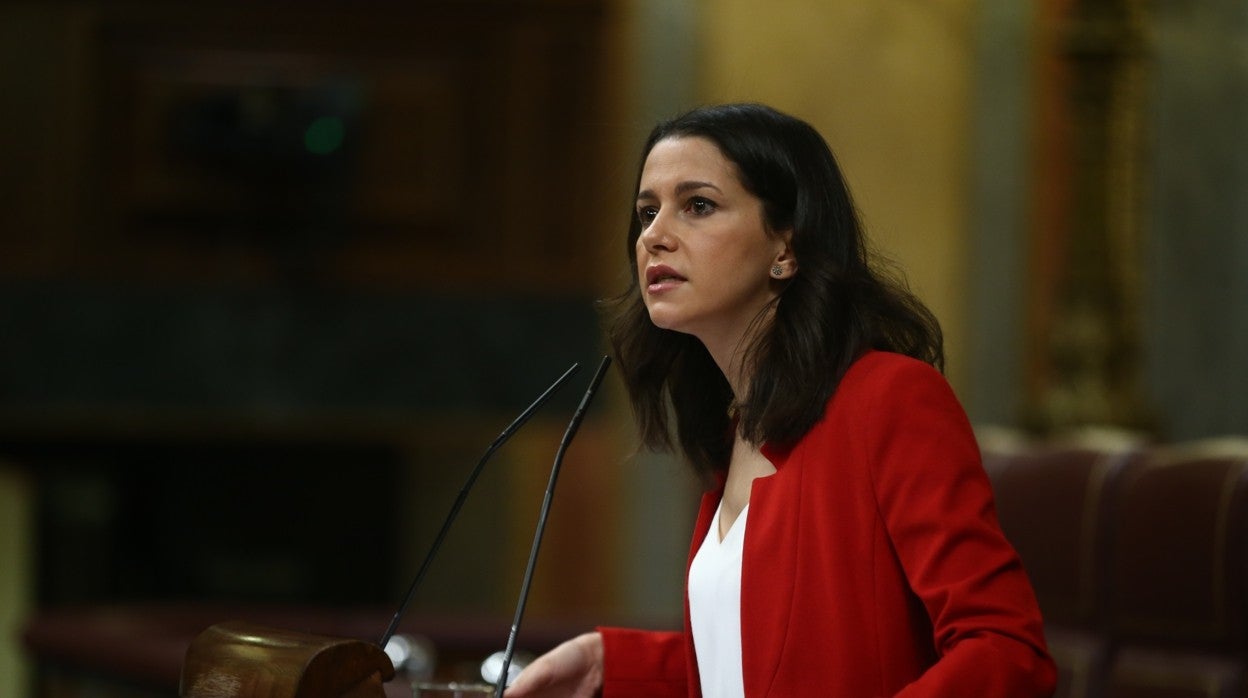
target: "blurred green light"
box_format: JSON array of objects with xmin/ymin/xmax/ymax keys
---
[{"xmin": 304, "ymin": 116, "xmax": 345, "ymax": 155}]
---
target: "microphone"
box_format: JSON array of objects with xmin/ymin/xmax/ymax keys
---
[
  {"xmin": 378, "ymin": 362, "xmax": 582, "ymax": 649},
  {"xmin": 488, "ymin": 355, "xmax": 612, "ymax": 696}
]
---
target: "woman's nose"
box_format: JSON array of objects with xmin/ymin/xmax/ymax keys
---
[{"xmin": 638, "ymin": 216, "xmax": 675, "ymax": 253}]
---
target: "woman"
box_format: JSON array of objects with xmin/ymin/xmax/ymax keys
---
[{"xmin": 506, "ymin": 103, "xmax": 1056, "ymax": 697}]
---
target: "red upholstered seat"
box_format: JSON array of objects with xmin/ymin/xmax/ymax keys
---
[
  {"xmin": 1103, "ymin": 439, "xmax": 1248, "ymax": 698},
  {"xmin": 983, "ymin": 427, "xmax": 1144, "ymax": 698}
]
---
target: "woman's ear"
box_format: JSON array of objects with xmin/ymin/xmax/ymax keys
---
[{"xmin": 770, "ymin": 230, "xmax": 797, "ymax": 279}]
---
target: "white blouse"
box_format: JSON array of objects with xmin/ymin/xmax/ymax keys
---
[{"xmin": 687, "ymin": 501, "xmax": 747, "ymax": 698}]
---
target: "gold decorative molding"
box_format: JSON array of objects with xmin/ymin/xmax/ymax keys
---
[{"xmin": 1026, "ymin": 0, "xmax": 1153, "ymax": 434}]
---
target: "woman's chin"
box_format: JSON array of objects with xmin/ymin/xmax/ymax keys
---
[{"xmin": 646, "ymin": 312, "xmax": 682, "ymax": 333}]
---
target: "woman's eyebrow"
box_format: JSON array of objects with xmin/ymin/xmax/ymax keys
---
[{"xmin": 636, "ymin": 180, "xmax": 724, "ymax": 201}]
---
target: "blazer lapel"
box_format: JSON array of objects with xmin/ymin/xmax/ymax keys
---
[{"xmin": 739, "ymin": 448, "xmax": 800, "ymax": 697}]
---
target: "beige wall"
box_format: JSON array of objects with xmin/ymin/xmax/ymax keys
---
[{"xmin": 696, "ymin": 0, "xmax": 977, "ymax": 391}]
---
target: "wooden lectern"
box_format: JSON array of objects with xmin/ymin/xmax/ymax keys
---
[{"xmin": 180, "ymin": 621, "xmax": 395, "ymax": 698}]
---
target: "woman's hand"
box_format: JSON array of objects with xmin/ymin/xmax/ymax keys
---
[{"xmin": 503, "ymin": 631, "xmax": 604, "ymax": 698}]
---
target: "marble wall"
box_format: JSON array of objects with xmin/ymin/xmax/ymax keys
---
[{"xmin": 1141, "ymin": 1, "xmax": 1248, "ymax": 440}]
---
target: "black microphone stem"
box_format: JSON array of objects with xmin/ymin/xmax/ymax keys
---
[
  {"xmin": 378, "ymin": 362, "xmax": 581, "ymax": 649},
  {"xmin": 494, "ymin": 355, "xmax": 611, "ymax": 695}
]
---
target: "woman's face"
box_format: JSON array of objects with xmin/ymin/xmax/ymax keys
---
[{"xmin": 634, "ymin": 136, "xmax": 792, "ymax": 352}]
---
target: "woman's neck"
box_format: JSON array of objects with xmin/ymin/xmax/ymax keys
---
[
  {"xmin": 701, "ymin": 305, "xmax": 775, "ymax": 405},
  {"xmin": 708, "ymin": 341, "xmax": 750, "ymax": 407}
]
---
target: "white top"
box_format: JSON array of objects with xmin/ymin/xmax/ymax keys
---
[{"xmin": 687, "ymin": 501, "xmax": 747, "ymax": 698}]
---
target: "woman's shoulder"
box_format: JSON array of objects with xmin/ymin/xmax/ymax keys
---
[
  {"xmin": 789, "ymin": 350, "xmax": 972, "ymax": 460},
  {"xmin": 818, "ymin": 350, "xmax": 965, "ymax": 437},
  {"xmin": 837, "ymin": 350, "xmax": 948, "ymax": 396},
  {"xmin": 764, "ymin": 351, "xmax": 956, "ymax": 461}
]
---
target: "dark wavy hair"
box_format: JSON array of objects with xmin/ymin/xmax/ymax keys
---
[{"xmin": 602, "ymin": 103, "xmax": 944, "ymax": 478}]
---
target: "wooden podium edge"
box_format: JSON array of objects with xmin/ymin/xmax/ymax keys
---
[{"xmin": 180, "ymin": 620, "xmax": 395, "ymax": 698}]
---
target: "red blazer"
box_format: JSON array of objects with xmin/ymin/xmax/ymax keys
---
[{"xmin": 598, "ymin": 351, "xmax": 1056, "ymax": 697}]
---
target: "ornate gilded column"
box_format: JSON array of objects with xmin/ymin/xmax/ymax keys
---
[{"xmin": 1024, "ymin": 0, "xmax": 1153, "ymax": 433}]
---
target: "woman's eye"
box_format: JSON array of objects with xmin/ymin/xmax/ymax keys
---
[
  {"xmin": 687, "ymin": 197, "xmax": 716, "ymax": 215},
  {"xmin": 637, "ymin": 206, "xmax": 658, "ymax": 226}
]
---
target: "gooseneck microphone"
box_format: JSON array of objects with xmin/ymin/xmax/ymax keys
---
[
  {"xmin": 378, "ymin": 362, "xmax": 582, "ymax": 650},
  {"xmin": 491, "ymin": 355, "xmax": 612, "ymax": 696}
]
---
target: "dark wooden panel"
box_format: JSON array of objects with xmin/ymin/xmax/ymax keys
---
[{"xmin": 2, "ymin": 2, "xmax": 611, "ymax": 292}]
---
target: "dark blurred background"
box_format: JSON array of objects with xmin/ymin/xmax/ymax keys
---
[{"xmin": 1, "ymin": 1, "xmax": 1246, "ymax": 696}]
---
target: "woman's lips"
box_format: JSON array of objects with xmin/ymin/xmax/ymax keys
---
[{"xmin": 645, "ymin": 264, "xmax": 686, "ymax": 292}]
